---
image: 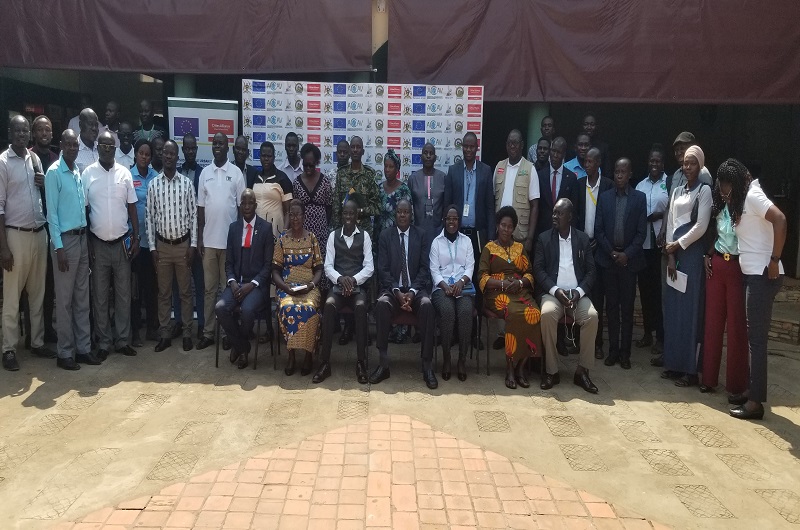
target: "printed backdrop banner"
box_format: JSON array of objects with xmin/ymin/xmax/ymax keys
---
[
  {"xmin": 167, "ymin": 97, "xmax": 239, "ymax": 166},
  {"xmin": 242, "ymin": 80, "xmax": 484, "ymax": 181}
]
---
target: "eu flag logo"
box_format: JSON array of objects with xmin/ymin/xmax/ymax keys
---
[
  {"xmin": 333, "ymin": 101, "xmax": 346, "ymax": 113},
  {"xmin": 252, "ymin": 81, "xmax": 266, "ymax": 93},
  {"xmin": 413, "ymin": 85, "xmax": 426, "ymax": 98},
  {"xmin": 333, "ymin": 118, "xmax": 346, "ymax": 130},
  {"xmin": 412, "ymin": 103, "xmax": 425, "ymax": 115},
  {"xmin": 412, "ymin": 137, "xmax": 425, "ymax": 149},
  {"xmin": 412, "ymin": 154, "xmax": 422, "ymax": 165},
  {"xmin": 333, "ymin": 84, "xmax": 346, "ymax": 95},
  {"xmin": 252, "ymin": 98, "xmax": 265, "ymax": 109},
  {"xmin": 253, "ymin": 132, "xmax": 266, "ymax": 143},
  {"xmin": 333, "ymin": 134, "xmax": 346, "ymax": 145},
  {"xmin": 412, "ymin": 120, "xmax": 425, "ymax": 132},
  {"xmin": 253, "ymin": 148, "xmax": 260, "ymax": 159},
  {"xmin": 252, "ymin": 115, "xmax": 266, "ymax": 126},
  {"xmin": 173, "ymin": 117, "xmax": 199, "ymax": 137}
]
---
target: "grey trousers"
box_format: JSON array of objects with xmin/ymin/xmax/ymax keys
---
[
  {"xmin": 431, "ymin": 289, "xmax": 474, "ymax": 359},
  {"xmin": 156, "ymin": 239, "xmax": 193, "ymax": 339},
  {"xmin": 541, "ymin": 294, "xmax": 598, "ymax": 376},
  {"xmin": 91, "ymin": 235, "xmax": 132, "ymax": 349},
  {"xmin": 52, "ymin": 233, "xmax": 91, "ymax": 359},
  {"xmin": 744, "ymin": 272, "xmax": 783, "ymax": 403}
]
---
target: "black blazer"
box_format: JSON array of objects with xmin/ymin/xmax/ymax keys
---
[
  {"xmin": 593, "ymin": 187, "xmax": 647, "ymax": 272},
  {"xmin": 535, "ymin": 165, "xmax": 579, "ymax": 237},
  {"xmin": 377, "ymin": 224, "xmax": 431, "ymax": 295},
  {"xmin": 443, "ymin": 160, "xmax": 495, "ymax": 243},
  {"xmin": 533, "ymin": 227, "xmax": 595, "ymax": 298},
  {"xmin": 574, "ymin": 175, "xmax": 614, "ymax": 234},
  {"xmin": 224, "ymin": 215, "xmax": 274, "ymax": 295}
]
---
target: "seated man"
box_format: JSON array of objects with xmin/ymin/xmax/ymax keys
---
[
  {"xmin": 314, "ymin": 199, "xmax": 374, "ymax": 384},
  {"xmin": 214, "ymin": 189, "xmax": 274, "ymax": 368},
  {"xmin": 533, "ymin": 199, "xmax": 599, "ymax": 393},
  {"xmin": 372, "ymin": 199, "xmax": 437, "ymax": 389}
]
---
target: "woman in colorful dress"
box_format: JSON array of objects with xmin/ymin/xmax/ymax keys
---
[
  {"xmin": 252, "ymin": 141, "xmax": 292, "ymax": 239},
  {"xmin": 478, "ymin": 206, "xmax": 542, "ymax": 390},
  {"xmin": 272, "ymin": 200, "xmax": 324, "ymax": 376},
  {"xmin": 375, "ymin": 149, "xmax": 413, "ymax": 238},
  {"xmin": 293, "ymin": 143, "xmax": 332, "ymax": 278}
]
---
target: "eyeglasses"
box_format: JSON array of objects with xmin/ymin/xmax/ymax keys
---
[{"xmin": 98, "ymin": 144, "xmax": 116, "ymax": 151}]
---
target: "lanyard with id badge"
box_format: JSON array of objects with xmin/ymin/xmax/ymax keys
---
[{"xmin": 425, "ymin": 174, "xmax": 434, "ymax": 218}]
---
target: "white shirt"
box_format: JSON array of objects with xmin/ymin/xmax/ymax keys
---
[
  {"xmin": 549, "ymin": 231, "xmax": 585, "ymax": 298},
  {"xmin": 736, "ymin": 179, "xmax": 784, "ymax": 275},
  {"xmin": 197, "ymin": 161, "xmax": 245, "ymax": 249},
  {"xmin": 83, "ymin": 161, "xmax": 137, "ymax": 241},
  {"xmin": 583, "ymin": 176, "xmax": 601, "ymax": 238},
  {"xmin": 395, "ymin": 227, "xmax": 416, "ymax": 294},
  {"xmin": 429, "ymin": 230, "xmax": 475, "ymax": 294},
  {"xmin": 635, "ymin": 173, "xmax": 669, "ymax": 249},
  {"xmin": 75, "ymin": 139, "xmax": 98, "ymax": 174},
  {"xmin": 280, "ymin": 159, "xmax": 303, "ymax": 183},
  {"xmin": 115, "ymin": 147, "xmax": 135, "ymax": 169},
  {"xmin": 233, "ymin": 217, "xmax": 260, "ymax": 286},
  {"xmin": 547, "ymin": 164, "xmax": 564, "ymax": 201},
  {"xmin": 0, "ymin": 147, "xmax": 46, "ymax": 228},
  {"xmin": 499, "ymin": 159, "xmax": 521, "ymax": 207},
  {"xmin": 324, "ymin": 226, "xmax": 374, "ymax": 286},
  {"xmin": 666, "ymin": 182, "xmax": 712, "ymax": 249}
]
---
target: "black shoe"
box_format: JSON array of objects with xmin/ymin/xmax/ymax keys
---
[
  {"xmin": 699, "ymin": 384, "xmax": 715, "ymax": 393},
  {"xmin": 728, "ymin": 393, "xmax": 748, "ymax": 406},
  {"xmin": 457, "ymin": 358, "xmax": 467, "ymax": 382},
  {"xmin": 594, "ymin": 346, "xmax": 604, "ymax": 360},
  {"xmin": 183, "ymin": 338, "xmax": 193, "ymax": 351},
  {"xmin": 423, "ymin": 369, "xmax": 438, "ymax": 389},
  {"xmin": 96, "ymin": 348, "xmax": 110, "ymax": 361},
  {"xmin": 369, "ymin": 365, "xmax": 390, "ymax": 385},
  {"xmin": 154, "ymin": 339, "xmax": 171, "ymax": 352},
  {"xmin": 660, "ymin": 370, "xmax": 682, "ymax": 380},
  {"xmin": 57, "ymin": 357, "xmax": 80, "ymax": 370},
  {"xmin": 2, "ymin": 351, "xmax": 20, "ymax": 371},
  {"xmin": 540, "ymin": 372, "xmax": 560, "ymax": 390},
  {"xmin": 171, "ymin": 323, "xmax": 183, "ymax": 340},
  {"xmin": 604, "ymin": 356, "xmax": 617, "ymax": 367},
  {"xmin": 492, "ymin": 336, "xmax": 505, "ymax": 350},
  {"xmin": 312, "ymin": 362, "xmax": 331, "ymax": 384},
  {"xmin": 620, "ymin": 359, "xmax": 631, "ymax": 370},
  {"xmin": 196, "ymin": 336, "xmax": 214, "ymax": 350},
  {"xmin": 730, "ymin": 403, "xmax": 764, "ymax": 420},
  {"xmin": 237, "ymin": 353, "xmax": 249, "ymax": 369},
  {"xmin": 338, "ymin": 326, "xmax": 353, "ymax": 346},
  {"xmin": 574, "ymin": 371, "xmax": 599, "ymax": 394},
  {"xmin": 441, "ymin": 355, "xmax": 451, "ymax": 381},
  {"xmin": 635, "ymin": 335, "xmax": 653, "ymax": 348},
  {"xmin": 650, "ymin": 355, "xmax": 664, "ymax": 367},
  {"xmin": 222, "ymin": 336, "xmax": 231, "ymax": 351},
  {"xmin": 356, "ymin": 360, "xmax": 368, "ymax": 384},
  {"xmin": 115, "ymin": 345, "xmax": 137, "ymax": 357},
  {"xmin": 76, "ymin": 352, "xmax": 102, "ymax": 365},
  {"xmin": 674, "ymin": 374, "xmax": 698, "ymax": 387},
  {"xmin": 31, "ymin": 346, "xmax": 57, "ymax": 359}
]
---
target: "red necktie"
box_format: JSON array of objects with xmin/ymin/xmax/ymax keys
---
[
  {"xmin": 244, "ymin": 224, "xmax": 252, "ymax": 248},
  {"xmin": 551, "ymin": 170, "xmax": 558, "ymax": 202}
]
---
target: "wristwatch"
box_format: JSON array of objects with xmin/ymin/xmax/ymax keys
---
[{"xmin": 770, "ymin": 255, "xmax": 780, "ymax": 263}]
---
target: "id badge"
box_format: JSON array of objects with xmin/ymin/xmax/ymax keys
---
[{"xmin": 462, "ymin": 204, "xmax": 470, "ymax": 217}]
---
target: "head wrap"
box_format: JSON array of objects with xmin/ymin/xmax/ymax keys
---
[
  {"xmin": 385, "ymin": 149, "xmax": 401, "ymax": 169},
  {"xmin": 684, "ymin": 145, "xmax": 704, "ymax": 169}
]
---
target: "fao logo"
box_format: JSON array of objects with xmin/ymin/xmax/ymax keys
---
[
  {"xmin": 348, "ymin": 118, "xmax": 362, "ymax": 128},
  {"xmin": 348, "ymin": 84, "xmax": 362, "ymax": 94},
  {"xmin": 348, "ymin": 101, "xmax": 362, "ymax": 111},
  {"xmin": 429, "ymin": 86, "xmax": 439, "ymax": 96},
  {"xmin": 268, "ymin": 81, "xmax": 280, "ymax": 91},
  {"xmin": 268, "ymin": 116, "xmax": 279, "ymax": 125},
  {"xmin": 427, "ymin": 120, "xmax": 441, "ymax": 131},
  {"xmin": 427, "ymin": 103, "xmax": 442, "ymax": 113},
  {"xmin": 268, "ymin": 132, "xmax": 280, "ymax": 141}
]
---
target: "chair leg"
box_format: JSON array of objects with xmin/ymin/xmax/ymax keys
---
[
  {"xmin": 274, "ymin": 314, "xmax": 280, "ymax": 371},
  {"xmin": 215, "ymin": 321, "xmax": 220, "ymax": 368},
  {"xmin": 254, "ymin": 318, "xmax": 260, "ymax": 370}
]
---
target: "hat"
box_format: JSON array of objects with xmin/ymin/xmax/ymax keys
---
[
  {"xmin": 684, "ymin": 145, "xmax": 705, "ymax": 169},
  {"xmin": 673, "ymin": 131, "xmax": 696, "ymax": 146}
]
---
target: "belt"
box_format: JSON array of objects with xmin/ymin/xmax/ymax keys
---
[
  {"xmin": 460, "ymin": 227, "xmax": 476, "ymax": 236},
  {"xmin": 93, "ymin": 232, "xmax": 128, "ymax": 245},
  {"xmin": 6, "ymin": 224, "xmax": 45, "ymax": 233},
  {"xmin": 156, "ymin": 232, "xmax": 190, "ymax": 245},
  {"xmin": 63, "ymin": 227, "xmax": 87, "ymax": 236},
  {"xmin": 714, "ymin": 250, "xmax": 739, "ymax": 261}
]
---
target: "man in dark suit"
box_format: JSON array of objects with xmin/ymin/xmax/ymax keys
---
[
  {"xmin": 536, "ymin": 137, "xmax": 579, "ymax": 238},
  {"xmin": 534, "ymin": 199, "xmax": 599, "ymax": 393},
  {"xmin": 372, "ymin": 199, "xmax": 437, "ymax": 389},
  {"xmin": 215, "ymin": 189, "xmax": 274, "ymax": 369},
  {"xmin": 574, "ymin": 148, "xmax": 614, "ymax": 359},
  {"xmin": 594, "ymin": 158, "xmax": 647, "ymax": 370}
]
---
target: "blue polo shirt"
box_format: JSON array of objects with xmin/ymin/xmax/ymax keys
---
[{"xmin": 130, "ymin": 165, "xmax": 158, "ymax": 249}]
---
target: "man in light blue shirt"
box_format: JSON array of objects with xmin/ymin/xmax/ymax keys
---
[
  {"xmin": 45, "ymin": 130, "xmax": 101, "ymax": 369},
  {"xmin": 564, "ymin": 132, "xmax": 594, "ymax": 179}
]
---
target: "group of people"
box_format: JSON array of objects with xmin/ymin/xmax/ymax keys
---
[{"xmin": 0, "ymin": 105, "xmax": 787, "ymax": 420}]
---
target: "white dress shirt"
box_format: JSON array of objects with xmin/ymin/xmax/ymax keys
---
[
  {"xmin": 549, "ymin": 231, "xmax": 585, "ymax": 298},
  {"xmin": 324, "ymin": 226, "xmax": 374, "ymax": 286},
  {"xmin": 75, "ymin": 139, "xmax": 98, "ymax": 174},
  {"xmin": 280, "ymin": 159, "xmax": 303, "ymax": 183},
  {"xmin": 429, "ymin": 230, "xmax": 475, "ymax": 294},
  {"xmin": 394, "ymin": 226, "xmax": 416, "ymax": 294},
  {"xmin": 583, "ymin": 176, "xmax": 601, "ymax": 238},
  {"xmin": 548, "ymin": 164, "xmax": 564, "ymax": 201},
  {"xmin": 736, "ymin": 179, "xmax": 784, "ymax": 275},
  {"xmin": 635, "ymin": 173, "xmax": 669, "ymax": 249},
  {"xmin": 83, "ymin": 161, "xmax": 137, "ymax": 241},
  {"xmin": 115, "ymin": 147, "xmax": 135, "ymax": 169},
  {"xmin": 197, "ymin": 161, "xmax": 245, "ymax": 249}
]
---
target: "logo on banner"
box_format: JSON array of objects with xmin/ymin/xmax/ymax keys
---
[
  {"xmin": 324, "ymin": 102, "xmax": 332, "ymax": 113},
  {"xmin": 376, "ymin": 102, "xmax": 384, "ymax": 113},
  {"xmin": 467, "ymin": 104, "xmax": 482, "ymax": 117},
  {"xmin": 294, "ymin": 100, "xmax": 304, "ymax": 111},
  {"xmin": 253, "ymin": 132, "xmax": 266, "ymax": 143},
  {"xmin": 412, "ymin": 103, "xmax": 425, "ymax": 115},
  {"xmin": 426, "ymin": 120, "xmax": 442, "ymax": 131},
  {"xmin": 333, "ymin": 118, "xmax": 346, "ymax": 130},
  {"xmin": 454, "ymin": 154, "xmax": 463, "ymax": 164},
  {"xmin": 208, "ymin": 119, "xmax": 234, "ymax": 136},
  {"xmin": 324, "ymin": 136, "xmax": 333, "ymax": 147},
  {"xmin": 388, "ymin": 85, "xmax": 402, "ymax": 98},
  {"xmin": 413, "ymin": 86, "xmax": 426, "ymax": 98},
  {"xmin": 307, "ymin": 83, "xmax": 321, "ymax": 95},
  {"xmin": 427, "ymin": 137, "xmax": 441, "ymax": 147},
  {"xmin": 376, "ymin": 85, "xmax": 385, "ymax": 96},
  {"xmin": 307, "ymin": 134, "xmax": 320, "ymax": 144},
  {"xmin": 253, "ymin": 98, "xmax": 265, "ymax": 109},
  {"xmin": 242, "ymin": 100, "xmax": 251, "ymax": 110},
  {"xmin": 456, "ymin": 87, "xmax": 465, "ymax": 98},
  {"xmin": 347, "ymin": 101, "xmax": 364, "ymax": 113},
  {"xmin": 375, "ymin": 153, "xmax": 383, "ymax": 164},
  {"xmin": 294, "ymin": 83, "xmax": 303, "ymax": 94},
  {"xmin": 297, "ymin": 133, "xmax": 304, "ymax": 143},
  {"xmin": 427, "ymin": 85, "xmax": 443, "ymax": 98},
  {"xmin": 174, "ymin": 117, "xmax": 199, "ymax": 137},
  {"xmin": 307, "ymin": 117, "xmax": 321, "ymax": 130},
  {"xmin": 295, "ymin": 117, "xmax": 304, "ymax": 128},
  {"xmin": 387, "ymin": 119, "xmax": 401, "ymax": 132},
  {"xmin": 467, "ymin": 121, "xmax": 481, "ymax": 131},
  {"xmin": 264, "ymin": 98, "xmax": 281, "ymax": 109},
  {"xmin": 455, "ymin": 138, "xmax": 463, "ymax": 148},
  {"xmin": 243, "ymin": 116, "xmax": 252, "ymax": 128},
  {"xmin": 387, "ymin": 102, "xmax": 401, "ymax": 116},
  {"xmin": 375, "ymin": 119, "xmax": 384, "ymax": 131},
  {"xmin": 403, "ymin": 87, "xmax": 413, "ymax": 99},
  {"xmin": 324, "ymin": 153, "xmax": 332, "ymax": 164},
  {"xmin": 348, "ymin": 84, "xmax": 364, "ymax": 95},
  {"xmin": 403, "ymin": 122, "xmax": 413, "ymax": 133},
  {"xmin": 307, "ymin": 100, "xmax": 321, "ymax": 112},
  {"xmin": 242, "ymin": 81, "xmax": 252, "ymax": 93},
  {"xmin": 427, "ymin": 103, "xmax": 443, "ymax": 115},
  {"xmin": 412, "ymin": 137, "xmax": 425, "ymax": 149},
  {"xmin": 412, "ymin": 153, "xmax": 422, "ymax": 165},
  {"xmin": 375, "ymin": 136, "xmax": 384, "ymax": 147},
  {"xmin": 365, "ymin": 120, "xmax": 373, "ymax": 131},
  {"xmin": 333, "ymin": 134, "xmax": 346, "ymax": 145},
  {"xmin": 333, "ymin": 84, "xmax": 346, "ymax": 95},
  {"xmin": 324, "ymin": 119, "xmax": 332, "ymax": 130},
  {"xmin": 333, "ymin": 101, "xmax": 346, "ymax": 113},
  {"xmin": 403, "ymin": 105, "xmax": 413, "ymax": 116},
  {"xmin": 365, "ymin": 102, "xmax": 373, "ymax": 114},
  {"xmin": 468, "ymin": 86, "xmax": 483, "ymax": 99},
  {"xmin": 347, "ymin": 118, "xmax": 364, "ymax": 129},
  {"xmin": 252, "ymin": 115, "xmax": 266, "ymax": 127},
  {"xmin": 387, "ymin": 136, "xmax": 401, "ymax": 148},
  {"xmin": 455, "ymin": 103, "xmax": 464, "ymax": 115},
  {"xmin": 267, "ymin": 81, "xmax": 282, "ymax": 92},
  {"xmin": 251, "ymin": 81, "xmax": 265, "ymax": 93},
  {"xmin": 455, "ymin": 120, "xmax": 464, "ymax": 132},
  {"xmin": 324, "ymin": 85, "xmax": 333, "ymax": 96}
]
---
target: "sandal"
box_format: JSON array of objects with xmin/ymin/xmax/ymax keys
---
[{"xmin": 674, "ymin": 374, "xmax": 698, "ymax": 387}]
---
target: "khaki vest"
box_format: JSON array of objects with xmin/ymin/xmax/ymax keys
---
[{"xmin": 493, "ymin": 157, "xmax": 534, "ymax": 241}]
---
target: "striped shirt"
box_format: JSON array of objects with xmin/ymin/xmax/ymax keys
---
[
  {"xmin": 145, "ymin": 171, "xmax": 197, "ymax": 250},
  {"xmin": 75, "ymin": 139, "xmax": 98, "ymax": 174}
]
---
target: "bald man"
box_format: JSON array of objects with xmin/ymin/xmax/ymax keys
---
[{"xmin": 74, "ymin": 108, "xmax": 100, "ymax": 173}]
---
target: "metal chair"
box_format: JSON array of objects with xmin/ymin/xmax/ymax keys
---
[
  {"xmin": 478, "ymin": 307, "xmax": 502, "ymax": 376},
  {"xmin": 214, "ymin": 304, "xmax": 272, "ymax": 369}
]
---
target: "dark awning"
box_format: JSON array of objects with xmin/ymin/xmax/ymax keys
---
[
  {"xmin": 0, "ymin": 0, "xmax": 373, "ymax": 74},
  {"xmin": 388, "ymin": 0, "xmax": 800, "ymax": 103}
]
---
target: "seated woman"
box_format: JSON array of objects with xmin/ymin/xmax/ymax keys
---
[
  {"xmin": 271, "ymin": 200, "xmax": 324, "ymax": 376},
  {"xmin": 430, "ymin": 205, "xmax": 475, "ymax": 382},
  {"xmin": 478, "ymin": 206, "xmax": 542, "ymax": 389}
]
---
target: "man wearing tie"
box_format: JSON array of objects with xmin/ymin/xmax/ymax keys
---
[
  {"xmin": 536, "ymin": 137, "xmax": 579, "ymax": 239},
  {"xmin": 215, "ymin": 189, "xmax": 273, "ymax": 368},
  {"xmin": 372, "ymin": 199, "xmax": 437, "ymax": 389}
]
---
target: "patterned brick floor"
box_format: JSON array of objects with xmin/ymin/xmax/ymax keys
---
[{"xmin": 54, "ymin": 415, "xmax": 668, "ymax": 530}]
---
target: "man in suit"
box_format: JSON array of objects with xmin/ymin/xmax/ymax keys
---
[
  {"xmin": 536, "ymin": 137, "xmax": 579, "ymax": 239},
  {"xmin": 372, "ymin": 199, "xmax": 437, "ymax": 389},
  {"xmin": 594, "ymin": 158, "xmax": 647, "ymax": 369},
  {"xmin": 233, "ymin": 135, "xmax": 259, "ymax": 186},
  {"xmin": 575, "ymin": 148, "xmax": 614, "ymax": 359},
  {"xmin": 493, "ymin": 129, "xmax": 539, "ymax": 253},
  {"xmin": 215, "ymin": 189, "xmax": 273, "ymax": 369},
  {"xmin": 534, "ymin": 199, "xmax": 599, "ymax": 393}
]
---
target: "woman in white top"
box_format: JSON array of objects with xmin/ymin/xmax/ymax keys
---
[
  {"xmin": 430, "ymin": 205, "xmax": 476, "ymax": 382},
  {"xmin": 727, "ymin": 161, "xmax": 786, "ymax": 420},
  {"xmin": 663, "ymin": 145, "xmax": 712, "ymax": 387},
  {"xmin": 252, "ymin": 141, "xmax": 292, "ymax": 239}
]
